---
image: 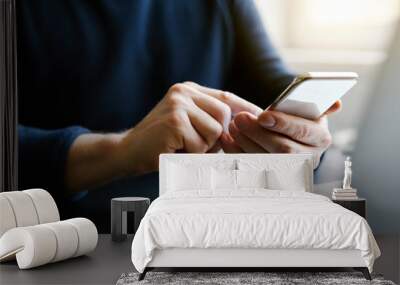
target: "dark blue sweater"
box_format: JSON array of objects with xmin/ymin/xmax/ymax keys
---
[{"xmin": 17, "ymin": 0, "xmax": 293, "ymax": 231}]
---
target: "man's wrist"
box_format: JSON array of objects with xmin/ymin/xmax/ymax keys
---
[
  {"xmin": 65, "ymin": 132, "xmax": 130, "ymax": 192},
  {"xmin": 109, "ymin": 131, "xmax": 133, "ymax": 177}
]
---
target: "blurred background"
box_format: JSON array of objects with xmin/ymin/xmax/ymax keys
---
[
  {"xmin": 255, "ymin": 0, "xmax": 400, "ymax": 153},
  {"xmin": 256, "ymin": 5, "xmax": 400, "ymax": 279}
]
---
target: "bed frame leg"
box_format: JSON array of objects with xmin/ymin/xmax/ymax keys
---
[
  {"xmin": 138, "ymin": 268, "xmax": 147, "ymax": 281},
  {"xmin": 354, "ymin": 267, "xmax": 371, "ymax": 280}
]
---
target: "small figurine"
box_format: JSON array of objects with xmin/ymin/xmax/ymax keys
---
[
  {"xmin": 342, "ymin": 156, "xmax": 352, "ymax": 189},
  {"xmin": 332, "ymin": 156, "xmax": 357, "ymax": 200}
]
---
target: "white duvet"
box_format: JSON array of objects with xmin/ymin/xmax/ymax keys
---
[{"xmin": 131, "ymin": 190, "xmax": 380, "ymax": 273}]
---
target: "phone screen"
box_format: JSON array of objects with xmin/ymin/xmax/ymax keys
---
[{"xmin": 270, "ymin": 77, "xmax": 357, "ymax": 120}]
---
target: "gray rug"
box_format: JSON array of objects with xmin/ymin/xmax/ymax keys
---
[{"xmin": 117, "ymin": 272, "xmax": 396, "ymax": 285}]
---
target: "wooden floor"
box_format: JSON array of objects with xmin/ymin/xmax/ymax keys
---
[{"xmin": 374, "ymin": 235, "xmax": 400, "ymax": 283}]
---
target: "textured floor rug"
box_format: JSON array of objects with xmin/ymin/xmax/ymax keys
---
[{"xmin": 117, "ymin": 272, "xmax": 396, "ymax": 285}]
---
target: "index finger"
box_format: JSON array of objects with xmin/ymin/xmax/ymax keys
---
[
  {"xmin": 324, "ymin": 100, "xmax": 342, "ymax": 115},
  {"xmin": 184, "ymin": 81, "xmax": 263, "ymax": 116}
]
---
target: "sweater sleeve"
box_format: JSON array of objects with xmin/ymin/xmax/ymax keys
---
[
  {"xmin": 18, "ymin": 125, "xmax": 90, "ymax": 198},
  {"xmin": 227, "ymin": 0, "xmax": 295, "ymax": 108}
]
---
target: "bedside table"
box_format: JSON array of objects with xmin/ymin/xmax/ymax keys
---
[
  {"xmin": 111, "ymin": 197, "xmax": 150, "ymax": 242},
  {"xmin": 333, "ymin": 198, "xmax": 366, "ymax": 218}
]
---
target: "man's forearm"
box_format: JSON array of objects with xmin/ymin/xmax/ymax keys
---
[{"xmin": 65, "ymin": 133, "xmax": 127, "ymax": 193}]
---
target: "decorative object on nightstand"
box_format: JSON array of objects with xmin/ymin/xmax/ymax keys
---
[
  {"xmin": 332, "ymin": 156, "xmax": 358, "ymax": 200},
  {"xmin": 333, "ymin": 198, "xmax": 366, "ymax": 218},
  {"xmin": 111, "ymin": 197, "xmax": 150, "ymax": 242}
]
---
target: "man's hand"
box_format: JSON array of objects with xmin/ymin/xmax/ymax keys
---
[
  {"xmin": 116, "ymin": 82, "xmax": 233, "ymax": 175},
  {"xmin": 116, "ymin": 82, "xmax": 262, "ymax": 175},
  {"xmin": 221, "ymin": 101, "xmax": 341, "ymax": 168},
  {"xmin": 65, "ymin": 82, "xmax": 260, "ymax": 192}
]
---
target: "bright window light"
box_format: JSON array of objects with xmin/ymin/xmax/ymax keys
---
[
  {"xmin": 303, "ymin": 0, "xmax": 399, "ymax": 27},
  {"xmin": 256, "ymin": 0, "xmax": 400, "ymax": 51}
]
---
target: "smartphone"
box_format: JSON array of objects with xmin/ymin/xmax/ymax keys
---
[{"xmin": 267, "ymin": 72, "xmax": 358, "ymax": 120}]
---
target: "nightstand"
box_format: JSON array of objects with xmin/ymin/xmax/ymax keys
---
[
  {"xmin": 111, "ymin": 197, "xmax": 150, "ymax": 242},
  {"xmin": 333, "ymin": 198, "xmax": 366, "ymax": 218}
]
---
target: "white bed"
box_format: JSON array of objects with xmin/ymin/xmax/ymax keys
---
[{"xmin": 131, "ymin": 154, "xmax": 380, "ymax": 280}]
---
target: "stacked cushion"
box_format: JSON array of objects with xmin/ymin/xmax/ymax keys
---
[
  {"xmin": 0, "ymin": 189, "xmax": 97, "ymax": 269},
  {"xmin": 0, "ymin": 189, "xmax": 59, "ymax": 236},
  {"xmin": 0, "ymin": 218, "xmax": 97, "ymax": 269}
]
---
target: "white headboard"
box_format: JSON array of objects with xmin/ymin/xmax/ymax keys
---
[{"xmin": 159, "ymin": 153, "xmax": 314, "ymax": 196}]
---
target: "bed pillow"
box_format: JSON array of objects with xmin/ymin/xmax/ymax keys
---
[
  {"xmin": 236, "ymin": 169, "xmax": 268, "ymax": 189},
  {"xmin": 212, "ymin": 169, "xmax": 237, "ymax": 190},
  {"xmin": 212, "ymin": 169, "xmax": 268, "ymax": 190},
  {"xmin": 266, "ymin": 164, "xmax": 307, "ymax": 191},
  {"xmin": 167, "ymin": 163, "xmax": 212, "ymax": 191}
]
